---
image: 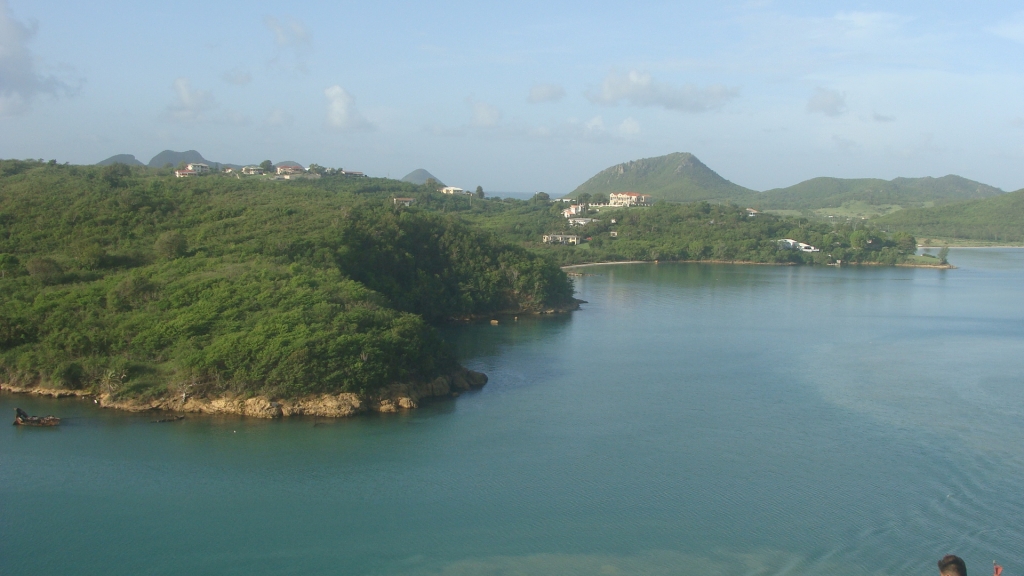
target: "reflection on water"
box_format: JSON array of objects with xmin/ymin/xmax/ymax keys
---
[{"xmin": 2, "ymin": 249, "xmax": 1023, "ymax": 575}]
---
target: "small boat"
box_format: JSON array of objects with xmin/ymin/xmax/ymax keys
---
[{"xmin": 13, "ymin": 408, "xmax": 61, "ymax": 427}]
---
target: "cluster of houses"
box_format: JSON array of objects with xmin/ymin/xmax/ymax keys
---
[
  {"xmin": 545, "ymin": 191, "xmax": 654, "ymax": 244},
  {"xmin": 560, "ymin": 191, "xmax": 652, "ymax": 218},
  {"xmin": 174, "ymin": 162, "xmax": 364, "ymax": 180}
]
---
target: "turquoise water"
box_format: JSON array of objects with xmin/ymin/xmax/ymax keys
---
[{"xmin": 3, "ymin": 249, "xmax": 1023, "ymax": 575}]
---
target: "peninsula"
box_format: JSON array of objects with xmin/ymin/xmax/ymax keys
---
[{"xmin": 0, "ymin": 160, "xmax": 576, "ymax": 417}]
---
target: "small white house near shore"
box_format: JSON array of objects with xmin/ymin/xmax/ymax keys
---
[
  {"xmin": 778, "ymin": 239, "xmax": 820, "ymax": 252},
  {"xmin": 542, "ymin": 234, "xmax": 580, "ymax": 245}
]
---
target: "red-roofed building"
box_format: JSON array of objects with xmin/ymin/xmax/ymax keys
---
[{"xmin": 609, "ymin": 192, "xmax": 652, "ymax": 207}]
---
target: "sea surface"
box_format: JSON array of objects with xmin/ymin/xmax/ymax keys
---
[{"xmin": 3, "ymin": 249, "xmax": 1023, "ymax": 575}]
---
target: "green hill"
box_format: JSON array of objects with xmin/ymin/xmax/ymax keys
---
[
  {"xmin": 874, "ymin": 188, "xmax": 1024, "ymax": 243},
  {"xmin": 147, "ymin": 149, "xmax": 211, "ymax": 168},
  {"xmin": 755, "ymin": 175, "xmax": 1003, "ymax": 213},
  {"xmin": 0, "ymin": 159, "xmax": 574, "ymax": 402},
  {"xmin": 570, "ymin": 153, "xmax": 756, "ymax": 203},
  {"xmin": 402, "ymin": 169, "xmax": 443, "ymax": 186},
  {"xmin": 97, "ymin": 154, "xmax": 145, "ymax": 167}
]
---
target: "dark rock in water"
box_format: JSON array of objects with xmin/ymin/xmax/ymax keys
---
[
  {"xmin": 13, "ymin": 408, "xmax": 60, "ymax": 426},
  {"xmin": 152, "ymin": 415, "xmax": 185, "ymax": 423}
]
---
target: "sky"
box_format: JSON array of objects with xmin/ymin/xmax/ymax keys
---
[{"xmin": 2, "ymin": 0, "xmax": 1023, "ymax": 195}]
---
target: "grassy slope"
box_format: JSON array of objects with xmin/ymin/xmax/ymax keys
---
[
  {"xmin": 873, "ymin": 188, "xmax": 1024, "ymax": 243},
  {"xmin": 570, "ymin": 152, "xmax": 757, "ymax": 203},
  {"xmin": 755, "ymin": 175, "xmax": 1004, "ymax": 211}
]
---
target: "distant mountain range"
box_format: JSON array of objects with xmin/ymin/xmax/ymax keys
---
[
  {"xmin": 754, "ymin": 175, "xmax": 1003, "ymax": 211},
  {"xmin": 97, "ymin": 150, "xmax": 249, "ymax": 170},
  {"xmin": 873, "ymin": 188, "xmax": 1024, "ymax": 243},
  {"xmin": 571, "ymin": 152, "xmax": 1008, "ymax": 215},
  {"xmin": 402, "ymin": 169, "xmax": 443, "ymax": 186}
]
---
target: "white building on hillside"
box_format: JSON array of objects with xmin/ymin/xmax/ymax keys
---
[
  {"xmin": 186, "ymin": 163, "xmax": 209, "ymax": 173},
  {"xmin": 609, "ymin": 192, "xmax": 652, "ymax": 206},
  {"xmin": 441, "ymin": 186, "xmax": 469, "ymax": 195},
  {"xmin": 778, "ymin": 239, "xmax": 820, "ymax": 252},
  {"xmin": 542, "ymin": 234, "xmax": 580, "ymax": 245},
  {"xmin": 562, "ymin": 204, "xmax": 587, "ymax": 218}
]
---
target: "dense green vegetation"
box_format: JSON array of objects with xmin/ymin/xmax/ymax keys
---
[
  {"xmin": 571, "ymin": 152, "xmax": 756, "ymax": 203},
  {"xmin": 0, "ymin": 160, "xmax": 574, "ymax": 400},
  {"xmin": 755, "ymin": 175, "xmax": 1004, "ymax": 212},
  {"xmin": 873, "ymin": 188, "xmax": 1024, "ymax": 243},
  {"xmin": 457, "ymin": 200, "xmax": 917, "ymax": 266}
]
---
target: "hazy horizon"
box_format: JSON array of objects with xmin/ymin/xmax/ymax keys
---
[{"xmin": 2, "ymin": 0, "xmax": 1023, "ymax": 195}]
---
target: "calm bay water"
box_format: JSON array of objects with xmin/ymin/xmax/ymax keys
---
[{"xmin": 3, "ymin": 249, "xmax": 1023, "ymax": 575}]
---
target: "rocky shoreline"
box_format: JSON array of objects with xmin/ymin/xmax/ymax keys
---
[
  {"xmin": 1, "ymin": 368, "xmax": 488, "ymax": 419},
  {"xmin": 562, "ymin": 259, "xmax": 954, "ymax": 270}
]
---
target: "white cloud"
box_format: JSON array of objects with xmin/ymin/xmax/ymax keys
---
[
  {"xmin": 806, "ymin": 87, "xmax": 846, "ymax": 117},
  {"xmin": 324, "ymin": 85, "xmax": 372, "ymax": 131},
  {"xmin": 470, "ymin": 100, "xmax": 501, "ymax": 127},
  {"xmin": 264, "ymin": 16, "xmax": 310, "ymax": 47},
  {"xmin": 991, "ymin": 12, "xmax": 1024, "ymax": 43},
  {"xmin": 617, "ymin": 117, "xmax": 641, "ymax": 137},
  {"xmin": 0, "ymin": 0, "xmax": 77, "ymax": 116},
  {"xmin": 872, "ymin": 112, "xmax": 895, "ymax": 123},
  {"xmin": 222, "ymin": 69, "xmax": 252, "ymax": 86},
  {"xmin": 587, "ymin": 70, "xmax": 738, "ymax": 113},
  {"xmin": 528, "ymin": 83, "xmax": 565, "ymax": 103},
  {"xmin": 166, "ymin": 78, "xmax": 216, "ymax": 123}
]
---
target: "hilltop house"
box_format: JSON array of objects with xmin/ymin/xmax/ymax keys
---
[
  {"xmin": 174, "ymin": 169, "xmax": 197, "ymax": 178},
  {"xmin": 276, "ymin": 165, "xmax": 304, "ymax": 175},
  {"xmin": 441, "ymin": 186, "xmax": 469, "ymax": 195},
  {"xmin": 186, "ymin": 163, "xmax": 209, "ymax": 173},
  {"xmin": 568, "ymin": 218, "xmax": 597, "ymax": 227},
  {"xmin": 746, "ymin": 208, "xmax": 759, "ymax": 217},
  {"xmin": 393, "ymin": 197, "xmax": 415, "ymax": 207},
  {"xmin": 241, "ymin": 166, "xmax": 264, "ymax": 175},
  {"xmin": 542, "ymin": 234, "xmax": 580, "ymax": 245},
  {"xmin": 778, "ymin": 239, "xmax": 820, "ymax": 252},
  {"xmin": 609, "ymin": 192, "xmax": 652, "ymax": 207}
]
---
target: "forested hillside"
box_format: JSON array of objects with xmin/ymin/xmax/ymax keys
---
[
  {"xmin": 523, "ymin": 203, "xmax": 917, "ymax": 266},
  {"xmin": 0, "ymin": 160, "xmax": 575, "ymax": 400},
  {"xmin": 873, "ymin": 188, "xmax": 1024, "ymax": 243}
]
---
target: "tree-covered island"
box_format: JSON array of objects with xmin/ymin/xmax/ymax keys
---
[{"xmin": 0, "ymin": 159, "xmax": 931, "ymax": 416}]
